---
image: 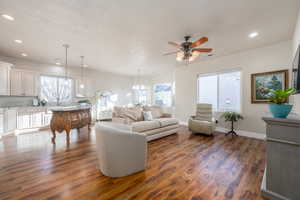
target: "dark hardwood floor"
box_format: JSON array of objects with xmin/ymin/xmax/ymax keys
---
[{"xmin": 0, "ymin": 126, "xmax": 266, "ymax": 200}]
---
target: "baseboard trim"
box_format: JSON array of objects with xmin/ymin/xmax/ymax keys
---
[
  {"xmin": 216, "ymin": 127, "xmax": 266, "ymax": 140},
  {"xmin": 179, "ymin": 121, "xmax": 265, "ymax": 140}
]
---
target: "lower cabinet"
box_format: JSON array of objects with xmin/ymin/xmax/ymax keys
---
[
  {"xmin": 6, "ymin": 109, "xmax": 17, "ymax": 132},
  {"xmin": 0, "ymin": 107, "xmax": 52, "ymax": 137},
  {"xmin": 0, "ymin": 108, "xmax": 17, "ymax": 137},
  {"xmin": 17, "ymin": 108, "xmax": 52, "ymax": 130},
  {"xmin": 0, "ymin": 110, "xmax": 4, "ymax": 136}
]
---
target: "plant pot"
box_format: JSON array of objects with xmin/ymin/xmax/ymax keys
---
[{"xmin": 269, "ymin": 104, "xmax": 293, "ymax": 118}]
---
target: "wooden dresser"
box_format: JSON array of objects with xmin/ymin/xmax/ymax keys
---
[{"xmin": 50, "ymin": 105, "xmax": 91, "ymax": 144}]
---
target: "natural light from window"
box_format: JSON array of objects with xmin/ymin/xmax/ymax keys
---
[
  {"xmin": 154, "ymin": 83, "xmax": 172, "ymax": 107},
  {"xmin": 198, "ymin": 71, "xmax": 241, "ymax": 112},
  {"xmin": 40, "ymin": 75, "xmax": 73, "ymax": 104}
]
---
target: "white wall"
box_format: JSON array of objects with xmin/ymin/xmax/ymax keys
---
[
  {"xmin": 175, "ymin": 40, "xmax": 293, "ymax": 134},
  {"xmin": 293, "ymin": 9, "xmax": 300, "ymax": 114},
  {"xmin": 0, "ymin": 55, "xmax": 134, "ymax": 106}
]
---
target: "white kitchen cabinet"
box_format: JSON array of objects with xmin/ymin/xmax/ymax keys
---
[
  {"xmin": 10, "ymin": 70, "xmax": 23, "ymax": 96},
  {"xmin": 43, "ymin": 111, "xmax": 52, "ymax": 126},
  {"xmin": 17, "ymin": 111, "xmax": 31, "ymax": 129},
  {"xmin": 10, "ymin": 70, "xmax": 37, "ymax": 96},
  {"xmin": 5, "ymin": 109, "xmax": 17, "ymax": 132},
  {"xmin": 17, "ymin": 107, "xmax": 51, "ymax": 130},
  {"xmin": 0, "ymin": 109, "xmax": 4, "ymax": 137},
  {"xmin": 22, "ymin": 71, "xmax": 36, "ymax": 96},
  {"xmin": 0, "ymin": 61, "xmax": 12, "ymax": 95},
  {"xmin": 31, "ymin": 112, "xmax": 43, "ymax": 128},
  {"xmin": 0, "ymin": 108, "xmax": 17, "ymax": 136}
]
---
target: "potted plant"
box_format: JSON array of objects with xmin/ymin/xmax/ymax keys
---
[
  {"xmin": 268, "ymin": 88, "xmax": 295, "ymax": 118},
  {"xmin": 220, "ymin": 111, "xmax": 244, "ymax": 137}
]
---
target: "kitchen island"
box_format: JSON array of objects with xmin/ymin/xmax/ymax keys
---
[{"xmin": 50, "ymin": 105, "xmax": 91, "ymax": 144}]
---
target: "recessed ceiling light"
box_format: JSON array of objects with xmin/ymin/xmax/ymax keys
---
[
  {"xmin": 21, "ymin": 53, "xmax": 27, "ymax": 57},
  {"xmin": 248, "ymin": 32, "xmax": 259, "ymax": 38},
  {"xmin": 14, "ymin": 39, "xmax": 23, "ymax": 44},
  {"xmin": 1, "ymin": 14, "xmax": 14, "ymax": 21}
]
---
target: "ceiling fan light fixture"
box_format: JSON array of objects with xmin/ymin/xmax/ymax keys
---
[
  {"xmin": 167, "ymin": 36, "xmax": 212, "ymax": 63},
  {"xmin": 176, "ymin": 51, "xmax": 184, "ymax": 61}
]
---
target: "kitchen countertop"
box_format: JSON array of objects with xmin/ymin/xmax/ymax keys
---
[
  {"xmin": 0, "ymin": 104, "xmax": 92, "ymax": 111},
  {"xmin": 0, "ymin": 105, "xmax": 48, "ymax": 109},
  {"xmin": 48, "ymin": 104, "xmax": 92, "ymax": 112}
]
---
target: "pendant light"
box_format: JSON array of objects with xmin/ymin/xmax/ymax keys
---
[
  {"xmin": 132, "ymin": 69, "xmax": 143, "ymax": 90},
  {"xmin": 80, "ymin": 56, "xmax": 85, "ymax": 89},
  {"xmin": 62, "ymin": 44, "xmax": 70, "ymax": 82}
]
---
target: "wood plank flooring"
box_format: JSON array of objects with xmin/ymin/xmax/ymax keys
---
[{"xmin": 0, "ymin": 126, "xmax": 267, "ymax": 200}]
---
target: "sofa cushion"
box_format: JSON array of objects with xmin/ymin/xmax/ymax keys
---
[
  {"xmin": 143, "ymin": 106, "xmax": 163, "ymax": 119},
  {"xmin": 142, "ymin": 124, "xmax": 179, "ymax": 136},
  {"xmin": 113, "ymin": 106, "xmax": 143, "ymax": 121},
  {"xmin": 142, "ymin": 111, "xmax": 153, "ymax": 121},
  {"xmin": 128, "ymin": 107, "xmax": 144, "ymax": 121},
  {"xmin": 154, "ymin": 118, "xmax": 179, "ymax": 127},
  {"xmin": 131, "ymin": 121, "xmax": 160, "ymax": 132}
]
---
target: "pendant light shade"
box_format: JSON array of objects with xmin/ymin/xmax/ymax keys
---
[
  {"xmin": 80, "ymin": 56, "xmax": 85, "ymax": 89},
  {"xmin": 62, "ymin": 44, "xmax": 70, "ymax": 82}
]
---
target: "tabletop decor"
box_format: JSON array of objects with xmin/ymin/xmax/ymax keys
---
[{"xmin": 268, "ymin": 88, "xmax": 295, "ymax": 118}]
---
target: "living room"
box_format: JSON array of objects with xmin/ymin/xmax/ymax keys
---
[{"xmin": 1, "ymin": 0, "xmax": 300, "ymax": 200}]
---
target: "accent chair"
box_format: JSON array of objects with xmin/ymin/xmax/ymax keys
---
[
  {"xmin": 188, "ymin": 103, "xmax": 216, "ymax": 136},
  {"xmin": 95, "ymin": 122, "xmax": 147, "ymax": 177}
]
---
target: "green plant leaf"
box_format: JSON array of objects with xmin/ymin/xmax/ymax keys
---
[{"xmin": 267, "ymin": 88, "xmax": 296, "ymax": 104}]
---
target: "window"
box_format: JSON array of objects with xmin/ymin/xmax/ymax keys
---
[
  {"xmin": 198, "ymin": 71, "xmax": 241, "ymax": 112},
  {"xmin": 40, "ymin": 75, "xmax": 73, "ymax": 104},
  {"xmin": 132, "ymin": 85, "xmax": 150, "ymax": 105},
  {"xmin": 154, "ymin": 83, "xmax": 172, "ymax": 107}
]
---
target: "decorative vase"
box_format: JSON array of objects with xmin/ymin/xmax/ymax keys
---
[{"xmin": 269, "ymin": 104, "xmax": 293, "ymax": 118}]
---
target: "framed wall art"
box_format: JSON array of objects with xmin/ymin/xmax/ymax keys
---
[{"xmin": 251, "ymin": 70, "xmax": 288, "ymax": 103}]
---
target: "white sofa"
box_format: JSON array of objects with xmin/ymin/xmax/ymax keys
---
[
  {"xmin": 95, "ymin": 122, "xmax": 147, "ymax": 177},
  {"xmin": 112, "ymin": 106, "xmax": 179, "ymax": 141}
]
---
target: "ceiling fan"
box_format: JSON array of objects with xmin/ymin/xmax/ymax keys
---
[{"xmin": 164, "ymin": 36, "xmax": 212, "ymax": 62}]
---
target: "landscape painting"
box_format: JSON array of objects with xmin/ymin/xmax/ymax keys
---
[{"xmin": 251, "ymin": 70, "xmax": 288, "ymax": 103}]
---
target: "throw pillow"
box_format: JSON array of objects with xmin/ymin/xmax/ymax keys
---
[
  {"xmin": 143, "ymin": 111, "xmax": 153, "ymax": 121},
  {"xmin": 151, "ymin": 109, "xmax": 161, "ymax": 119}
]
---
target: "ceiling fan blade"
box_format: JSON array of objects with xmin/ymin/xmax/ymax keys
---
[
  {"xmin": 190, "ymin": 37, "xmax": 208, "ymax": 48},
  {"xmin": 192, "ymin": 48, "xmax": 213, "ymax": 53},
  {"xmin": 163, "ymin": 51, "xmax": 179, "ymax": 56},
  {"xmin": 168, "ymin": 42, "xmax": 181, "ymax": 49}
]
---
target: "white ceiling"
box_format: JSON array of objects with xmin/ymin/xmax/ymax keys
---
[{"xmin": 0, "ymin": 0, "xmax": 299, "ymax": 76}]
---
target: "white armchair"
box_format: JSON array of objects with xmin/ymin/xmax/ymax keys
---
[
  {"xmin": 95, "ymin": 122, "xmax": 147, "ymax": 177},
  {"xmin": 188, "ymin": 104, "xmax": 216, "ymax": 136}
]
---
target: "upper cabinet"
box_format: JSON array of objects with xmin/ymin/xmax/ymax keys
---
[
  {"xmin": 10, "ymin": 70, "xmax": 38, "ymax": 96},
  {"xmin": 0, "ymin": 61, "xmax": 12, "ymax": 95},
  {"xmin": 22, "ymin": 71, "xmax": 37, "ymax": 96}
]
